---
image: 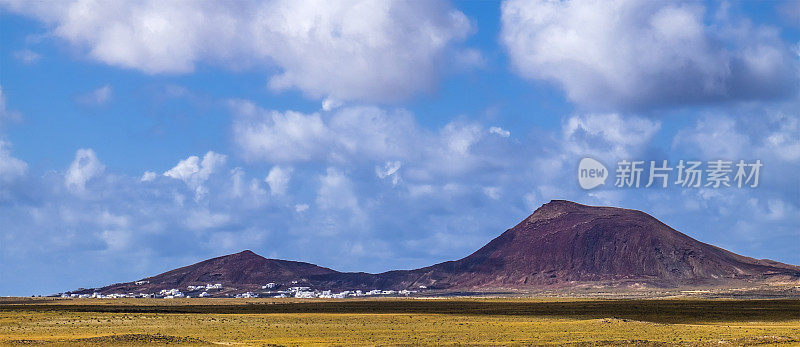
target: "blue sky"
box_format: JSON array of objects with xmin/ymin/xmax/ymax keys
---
[{"xmin": 0, "ymin": 0, "xmax": 798, "ymax": 296}]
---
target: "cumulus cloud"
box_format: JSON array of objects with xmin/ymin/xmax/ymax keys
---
[
  {"xmin": 500, "ymin": 0, "xmax": 799, "ymax": 109},
  {"xmin": 669, "ymin": 110, "xmax": 800, "ymax": 208},
  {"xmin": 231, "ymin": 102, "xmax": 513, "ymax": 180},
  {"xmin": 231, "ymin": 101, "xmax": 429, "ymax": 164},
  {"xmin": 233, "ymin": 102, "xmax": 405, "ymax": 162},
  {"xmin": 265, "ymin": 166, "xmax": 292, "ymax": 196},
  {"xmin": 2, "ymin": 106, "xmax": 799, "ymax": 295},
  {"xmin": 232, "ymin": 103, "xmax": 330, "ymax": 162},
  {"xmin": 2, "ymin": 0, "xmax": 473, "ymax": 103},
  {"xmin": 163, "ymin": 151, "xmax": 226, "ymax": 201},
  {"xmin": 259, "ymin": 1, "xmax": 472, "ymax": 102},
  {"xmin": 163, "ymin": 151, "xmax": 226, "ymax": 187},
  {"xmin": 65, "ymin": 148, "xmax": 105, "ymax": 194},
  {"xmin": 673, "ymin": 111, "xmax": 800, "ymax": 163}
]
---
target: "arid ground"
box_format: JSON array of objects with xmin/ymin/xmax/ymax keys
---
[{"xmin": 1, "ymin": 297, "xmax": 799, "ymax": 345}]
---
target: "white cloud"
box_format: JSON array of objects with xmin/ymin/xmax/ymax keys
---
[
  {"xmin": 0, "ymin": 140, "xmax": 27, "ymax": 183},
  {"xmin": 2, "ymin": 108, "xmax": 799, "ymax": 295},
  {"xmin": 163, "ymin": 151, "xmax": 226, "ymax": 187},
  {"xmin": 265, "ymin": 166, "xmax": 292, "ymax": 196},
  {"xmin": 232, "ymin": 102, "xmax": 425, "ymax": 164},
  {"xmin": 442, "ymin": 122, "xmax": 481, "ymax": 156},
  {"xmin": 164, "ymin": 156, "xmax": 203, "ymax": 182},
  {"xmin": 500, "ymin": 0, "xmax": 799, "ymax": 109},
  {"xmin": 228, "ymin": 168, "xmax": 268, "ymax": 205},
  {"xmin": 77, "ymin": 85, "xmax": 112, "ymax": 105},
  {"xmin": 326, "ymin": 107, "xmax": 423, "ymax": 161},
  {"xmin": 514, "ymin": 112, "xmax": 663, "ymax": 206},
  {"xmin": 376, "ymin": 161, "xmax": 401, "ymax": 185},
  {"xmin": 259, "ymin": 1, "xmax": 472, "ymax": 102},
  {"xmin": 673, "ymin": 115, "xmax": 748, "ymax": 160},
  {"xmin": 163, "ymin": 151, "xmax": 226, "ymax": 201},
  {"xmin": 321, "ymin": 97, "xmax": 343, "ymax": 112},
  {"xmin": 140, "ymin": 171, "xmax": 156, "ymax": 182},
  {"xmin": 232, "ymin": 102, "xmax": 330, "ymax": 162},
  {"xmin": 316, "ymin": 168, "xmax": 359, "ymax": 212},
  {"xmin": 673, "ymin": 111, "xmax": 800, "ymax": 167},
  {"xmin": 3, "ymin": 0, "xmax": 473, "ymax": 103},
  {"xmin": 488, "ymin": 126, "xmax": 510, "ymax": 138},
  {"xmin": 232, "ymin": 102, "xmax": 507, "ymax": 180},
  {"xmin": 563, "ymin": 113, "xmax": 660, "ymax": 160},
  {"xmin": 65, "ymin": 148, "xmax": 105, "ymax": 193}
]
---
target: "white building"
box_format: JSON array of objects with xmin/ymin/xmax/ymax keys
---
[
  {"xmin": 294, "ymin": 291, "xmax": 315, "ymax": 298},
  {"xmin": 158, "ymin": 288, "xmax": 185, "ymax": 298}
]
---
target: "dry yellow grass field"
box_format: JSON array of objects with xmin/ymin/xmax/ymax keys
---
[{"xmin": 1, "ymin": 297, "xmax": 799, "ymax": 345}]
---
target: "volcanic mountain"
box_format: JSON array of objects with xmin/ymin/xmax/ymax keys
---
[
  {"xmin": 383, "ymin": 200, "xmax": 800, "ymax": 289},
  {"xmin": 78, "ymin": 200, "xmax": 800, "ymax": 295}
]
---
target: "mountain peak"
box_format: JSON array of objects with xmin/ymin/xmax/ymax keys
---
[
  {"xmin": 526, "ymin": 199, "xmax": 588, "ymax": 222},
  {"xmin": 439, "ymin": 200, "xmax": 800, "ymax": 288},
  {"xmin": 542, "ymin": 199, "xmax": 586, "ymax": 209},
  {"xmin": 215, "ymin": 249, "xmax": 263, "ymax": 261}
]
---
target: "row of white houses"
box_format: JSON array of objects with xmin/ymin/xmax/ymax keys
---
[{"xmin": 62, "ymin": 281, "xmax": 421, "ymax": 299}]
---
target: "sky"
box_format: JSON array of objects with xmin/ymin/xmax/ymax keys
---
[{"xmin": 0, "ymin": 0, "xmax": 798, "ymax": 296}]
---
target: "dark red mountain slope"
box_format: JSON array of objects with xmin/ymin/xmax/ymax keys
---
[
  {"xmin": 75, "ymin": 200, "xmax": 800, "ymax": 295},
  {"xmin": 383, "ymin": 200, "xmax": 799, "ymax": 289},
  {"xmin": 88, "ymin": 250, "xmax": 338, "ymax": 294}
]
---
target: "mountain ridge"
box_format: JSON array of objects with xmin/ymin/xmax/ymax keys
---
[{"xmin": 72, "ymin": 200, "xmax": 800, "ymax": 296}]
